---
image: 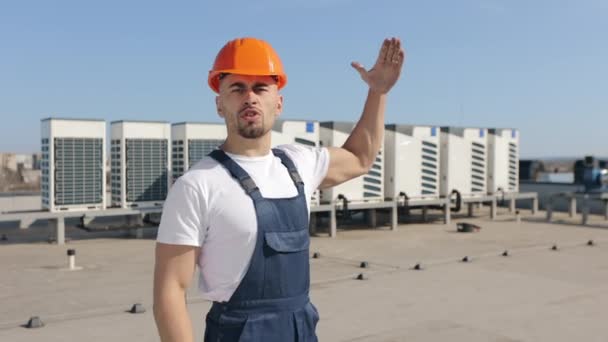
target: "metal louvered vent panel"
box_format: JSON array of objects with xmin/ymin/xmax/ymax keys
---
[
  {"xmin": 508, "ymin": 142, "xmax": 518, "ymax": 190},
  {"xmin": 188, "ymin": 139, "xmax": 224, "ymax": 168},
  {"xmin": 126, "ymin": 139, "xmax": 168, "ymax": 202},
  {"xmin": 41, "ymin": 138, "xmax": 50, "ymax": 205},
  {"xmin": 171, "ymin": 140, "xmax": 185, "ymax": 181},
  {"xmin": 294, "ymin": 137, "xmax": 315, "ymax": 147},
  {"xmin": 421, "ymin": 140, "xmax": 438, "ymax": 195},
  {"xmin": 111, "ymin": 140, "xmax": 122, "ymax": 202},
  {"xmin": 471, "ymin": 142, "xmax": 486, "ymax": 193},
  {"xmin": 363, "ymin": 149, "xmax": 383, "ymax": 198},
  {"xmin": 54, "ymin": 138, "xmax": 103, "ymax": 205}
]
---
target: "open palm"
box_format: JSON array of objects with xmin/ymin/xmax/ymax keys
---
[{"xmin": 351, "ymin": 37, "xmax": 405, "ymax": 94}]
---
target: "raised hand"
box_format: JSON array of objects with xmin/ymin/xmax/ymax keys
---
[{"xmin": 351, "ymin": 37, "xmax": 405, "ymax": 94}]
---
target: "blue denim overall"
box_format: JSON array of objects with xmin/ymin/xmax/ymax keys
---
[{"xmin": 204, "ymin": 148, "xmax": 319, "ymax": 342}]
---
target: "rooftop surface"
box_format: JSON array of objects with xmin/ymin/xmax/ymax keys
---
[{"xmin": 1, "ymin": 209, "xmax": 608, "ymax": 341}]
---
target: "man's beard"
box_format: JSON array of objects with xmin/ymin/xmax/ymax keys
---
[{"xmin": 237, "ymin": 121, "xmax": 267, "ymax": 139}]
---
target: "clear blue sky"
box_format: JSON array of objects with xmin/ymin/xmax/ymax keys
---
[{"xmin": 1, "ymin": 0, "xmax": 606, "ymax": 158}]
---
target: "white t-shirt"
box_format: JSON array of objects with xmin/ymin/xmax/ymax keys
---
[{"xmin": 156, "ymin": 144, "xmax": 330, "ymax": 302}]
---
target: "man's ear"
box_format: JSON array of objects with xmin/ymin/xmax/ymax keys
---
[
  {"xmin": 216, "ymin": 96, "xmax": 224, "ymax": 118},
  {"xmin": 276, "ymin": 94, "xmax": 283, "ymax": 117}
]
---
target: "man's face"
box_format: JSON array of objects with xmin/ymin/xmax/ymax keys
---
[{"xmin": 216, "ymin": 74, "xmax": 283, "ymax": 139}]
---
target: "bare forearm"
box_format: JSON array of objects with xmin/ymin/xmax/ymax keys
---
[
  {"xmin": 154, "ymin": 292, "xmax": 194, "ymax": 342},
  {"xmin": 343, "ymin": 89, "xmax": 387, "ymax": 170}
]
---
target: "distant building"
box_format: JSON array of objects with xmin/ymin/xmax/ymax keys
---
[
  {"xmin": 20, "ymin": 169, "xmax": 41, "ymax": 184},
  {"xmin": 537, "ymin": 172, "xmax": 574, "ymax": 183},
  {"xmin": 519, "ymin": 160, "xmax": 545, "ymax": 181},
  {"xmin": 32, "ymin": 153, "xmax": 41, "ymax": 170},
  {"xmin": 0, "ymin": 153, "xmax": 17, "ymax": 172},
  {"xmin": 15, "ymin": 154, "xmax": 34, "ymax": 171}
]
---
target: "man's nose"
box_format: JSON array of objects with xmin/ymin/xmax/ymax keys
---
[{"xmin": 244, "ymin": 89, "xmax": 258, "ymax": 106}]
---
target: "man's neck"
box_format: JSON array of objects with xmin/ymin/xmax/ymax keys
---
[{"xmin": 220, "ymin": 132, "xmax": 272, "ymax": 157}]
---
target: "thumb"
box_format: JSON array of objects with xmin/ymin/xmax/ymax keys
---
[{"xmin": 351, "ymin": 62, "xmax": 367, "ymax": 78}]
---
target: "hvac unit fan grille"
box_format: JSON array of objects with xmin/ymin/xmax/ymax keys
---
[
  {"xmin": 54, "ymin": 138, "xmax": 103, "ymax": 205},
  {"xmin": 189, "ymin": 139, "xmax": 224, "ymax": 167},
  {"xmin": 126, "ymin": 139, "xmax": 168, "ymax": 202}
]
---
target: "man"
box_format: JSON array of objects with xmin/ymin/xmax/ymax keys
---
[{"xmin": 153, "ymin": 36, "xmax": 405, "ymax": 341}]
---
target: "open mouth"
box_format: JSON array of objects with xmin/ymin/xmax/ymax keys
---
[{"xmin": 239, "ymin": 109, "xmax": 261, "ymax": 123}]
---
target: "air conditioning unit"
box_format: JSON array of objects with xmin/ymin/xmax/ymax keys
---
[
  {"xmin": 440, "ymin": 127, "xmax": 488, "ymax": 198},
  {"xmin": 272, "ymin": 119, "xmax": 319, "ymax": 148},
  {"xmin": 40, "ymin": 118, "xmax": 106, "ymax": 212},
  {"xmin": 319, "ymin": 121, "xmax": 384, "ymax": 204},
  {"xmin": 487, "ymin": 128, "xmax": 519, "ymax": 194},
  {"xmin": 171, "ymin": 122, "xmax": 227, "ymax": 182},
  {"xmin": 110, "ymin": 121, "xmax": 171, "ymax": 209},
  {"xmin": 272, "ymin": 119, "xmax": 321, "ymax": 206},
  {"xmin": 385, "ymin": 124, "xmax": 440, "ymax": 200}
]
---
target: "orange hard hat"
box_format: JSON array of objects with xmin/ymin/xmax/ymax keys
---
[{"xmin": 208, "ymin": 37, "xmax": 287, "ymax": 93}]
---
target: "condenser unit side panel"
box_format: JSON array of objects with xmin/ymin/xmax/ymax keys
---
[
  {"xmin": 319, "ymin": 125, "xmax": 368, "ymax": 202},
  {"xmin": 444, "ymin": 133, "xmax": 472, "ymax": 196},
  {"xmin": 420, "ymin": 137, "xmax": 440, "ymax": 198},
  {"xmin": 326, "ymin": 129, "xmax": 365, "ymax": 202},
  {"xmin": 110, "ymin": 123, "xmax": 125, "ymax": 208},
  {"xmin": 384, "ymin": 129, "xmax": 397, "ymax": 199},
  {"xmin": 508, "ymin": 131, "xmax": 520, "ymax": 192},
  {"xmin": 398, "ymin": 133, "xmax": 423, "ymax": 198},
  {"xmin": 110, "ymin": 138, "xmax": 123, "ymax": 206},
  {"xmin": 488, "ymin": 129, "xmax": 519, "ymax": 193},
  {"xmin": 271, "ymin": 130, "xmax": 294, "ymax": 147},
  {"xmin": 185, "ymin": 124, "xmax": 227, "ymax": 139},
  {"xmin": 470, "ymin": 141, "xmax": 487, "ymax": 194},
  {"xmin": 40, "ymin": 120, "xmax": 52, "ymax": 210},
  {"xmin": 439, "ymin": 132, "xmax": 451, "ymax": 197}
]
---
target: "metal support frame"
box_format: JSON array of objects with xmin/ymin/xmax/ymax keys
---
[
  {"xmin": 501, "ymin": 192, "xmax": 539, "ymax": 215},
  {"xmin": 461, "ymin": 195, "xmax": 498, "ymax": 220},
  {"xmin": 2, "ymin": 192, "xmax": 548, "ymax": 243},
  {"xmin": 569, "ymin": 197, "xmax": 577, "ymax": 218},
  {"xmin": 365, "ymin": 209, "xmax": 377, "ymax": 227},
  {"xmin": 402, "ymin": 197, "xmax": 451, "ymax": 225},
  {"xmin": 50, "ymin": 217, "xmax": 65, "ymax": 245},
  {"xmin": 546, "ymin": 192, "xmax": 608, "ymax": 225},
  {"xmin": 391, "ymin": 202, "xmax": 398, "ymax": 231}
]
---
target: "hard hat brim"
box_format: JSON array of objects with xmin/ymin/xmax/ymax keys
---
[{"xmin": 208, "ymin": 69, "xmax": 287, "ymax": 93}]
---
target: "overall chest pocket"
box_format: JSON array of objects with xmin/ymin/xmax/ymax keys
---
[
  {"xmin": 263, "ymin": 229, "xmax": 311, "ymax": 297},
  {"xmin": 264, "ymin": 229, "xmax": 310, "ymax": 253}
]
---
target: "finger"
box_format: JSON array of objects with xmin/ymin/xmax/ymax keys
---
[
  {"xmin": 396, "ymin": 49, "xmax": 405, "ymax": 67},
  {"xmin": 385, "ymin": 37, "xmax": 397, "ymax": 64},
  {"xmin": 392, "ymin": 49, "xmax": 405, "ymax": 70},
  {"xmin": 388, "ymin": 38, "xmax": 401, "ymax": 64},
  {"xmin": 375, "ymin": 39, "xmax": 390, "ymax": 66},
  {"xmin": 351, "ymin": 61, "xmax": 367, "ymax": 76}
]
